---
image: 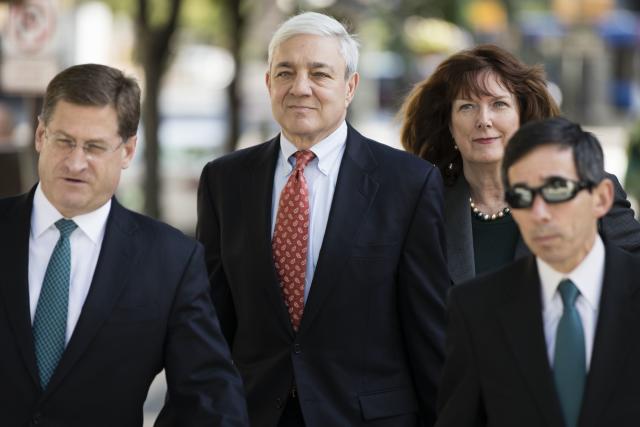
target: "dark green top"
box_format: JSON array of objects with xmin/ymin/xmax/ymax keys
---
[{"xmin": 472, "ymin": 213, "xmax": 520, "ymax": 275}]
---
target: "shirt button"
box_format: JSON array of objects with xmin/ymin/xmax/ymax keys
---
[{"xmin": 293, "ymin": 343, "xmax": 302, "ymax": 354}]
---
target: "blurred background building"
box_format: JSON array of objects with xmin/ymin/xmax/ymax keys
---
[{"xmin": 0, "ymin": 0, "xmax": 638, "ymax": 423}]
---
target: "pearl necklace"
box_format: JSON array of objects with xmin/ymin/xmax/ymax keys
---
[{"xmin": 469, "ymin": 197, "xmax": 511, "ymax": 221}]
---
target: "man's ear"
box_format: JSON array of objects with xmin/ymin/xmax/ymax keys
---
[
  {"xmin": 121, "ymin": 135, "xmax": 137, "ymax": 169},
  {"xmin": 35, "ymin": 117, "xmax": 46, "ymax": 153},
  {"xmin": 592, "ymin": 177, "xmax": 614, "ymax": 219},
  {"xmin": 345, "ymin": 72, "xmax": 359, "ymax": 107}
]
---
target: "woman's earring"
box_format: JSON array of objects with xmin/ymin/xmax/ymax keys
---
[
  {"xmin": 448, "ymin": 162, "xmax": 453, "ymax": 170},
  {"xmin": 454, "ymin": 145, "xmax": 458, "ymax": 150}
]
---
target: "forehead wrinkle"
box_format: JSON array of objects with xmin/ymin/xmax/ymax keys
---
[
  {"xmin": 273, "ymin": 61, "xmax": 293, "ymax": 69},
  {"xmin": 309, "ymin": 61, "xmax": 333, "ymax": 70}
]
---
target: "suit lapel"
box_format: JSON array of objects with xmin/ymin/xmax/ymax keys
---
[
  {"xmin": 514, "ymin": 236, "xmax": 530, "ymax": 258},
  {"xmin": 498, "ymin": 257, "xmax": 564, "ymax": 427},
  {"xmin": 41, "ymin": 199, "xmax": 139, "ymax": 398},
  {"xmin": 0, "ymin": 189, "xmax": 40, "ymax": 387},
  {"xmin": 248, "ymin": 137, "xmax": 296, "ymax": 336},
  {"xmin": 299, "ymin": 126, "xmax": 378, "ymax": 333},
  {"xmin": 579, "ymin": 245, "xmax": 639, "ymax": 427},
  {"xmin": 444, "ymin": 177, "xmax": 475, "ymax": 284}
]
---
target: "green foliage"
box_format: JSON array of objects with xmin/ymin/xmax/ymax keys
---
[
  {"xmin": 93, "ymin": 0, "xmax": 225, "ymax": 40},
  {"xmin": 181, "ymin": 0, "xmax": 224, "ymax": 41},
  {"xmin": 625, "ymin": 120, "xmax": 640, "ymax": 202}
]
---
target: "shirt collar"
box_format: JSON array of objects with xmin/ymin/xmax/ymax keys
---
[
  {"xmin": 32, "ymin": 183, "xmax": 112, "ymax": 244},
  {"xmin": 278, "ymin": 121, "xmax": 348, "ymax": 176},
  {"xmin": 538, "ymin": 234, "xmax": 605, "ymax": 311}
]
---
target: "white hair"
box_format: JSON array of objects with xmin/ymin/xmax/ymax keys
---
[{"xmin": 267, "ymin": 12, "xmax": 359, "ymax": 78}]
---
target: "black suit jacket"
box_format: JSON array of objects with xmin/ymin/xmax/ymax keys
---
[
  {"xmin": 0, "ymin": 190, "xmax": 249, "ymax": 427},
  {"xmin": 197, "ymin": 125, "xmax": 450, "ymax": 427},
  {"xmin": 436, "ymin": 244, "xmax": 640, "ymax": 427},
  {"xmin": 444, "ymin": 174, "xmax": 640, "ymax": 284}
]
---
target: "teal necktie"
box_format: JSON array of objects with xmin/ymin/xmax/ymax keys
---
[
  {"xmin": 553, "ymin": 279, "xmax": 586, "ymax": 427},
  {"xmin": 33, "ymin": 219, "xmax": 77, "ymax": 389}
]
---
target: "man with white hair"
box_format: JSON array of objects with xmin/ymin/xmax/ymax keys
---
[{"xmin": 197, "ymin": 12, "xmax": 449, "ymax": 427}]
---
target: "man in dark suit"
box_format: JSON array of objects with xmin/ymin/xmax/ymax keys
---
[
  {"xmin": 0, "ymin": 64, "xmax": 248, "ymax": 426},
  {"xmin": 197, "ymin": 11, "xmax": 449, "ymax": 427},
  {"xmin": 437, "ymin": 117, "xmax": 640, "ymax": 427}
]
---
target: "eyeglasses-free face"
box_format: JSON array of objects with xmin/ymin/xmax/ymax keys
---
[{"xmin": 505, "ymin": 177, "xmax": 594, "ymax": 209}]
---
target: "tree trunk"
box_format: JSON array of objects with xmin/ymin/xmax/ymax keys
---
[
  {"xmin": 224, "ymin": 0, "xmax": 244, "ymax": 153},
  {"xmin": 142, "ymin": 57, "xmax": 162, "ymax": 218},
  {"xmin": 136, "ymin": 0, "xmax": 182, "ymax": 219}
]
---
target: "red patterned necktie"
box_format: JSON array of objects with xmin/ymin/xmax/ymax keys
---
[{"xmin": 272, "ymin": 150, "xmax": 315, "ymax": 332}]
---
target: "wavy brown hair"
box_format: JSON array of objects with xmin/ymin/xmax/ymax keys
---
[{"xmin": 399, "ymin": 44, "xmax": 560, "ymax": 186}]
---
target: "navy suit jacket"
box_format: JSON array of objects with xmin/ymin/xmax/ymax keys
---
[
  {"xmin": 197, "ymin": 124, "xmax": 450, "ymax": 427},
  {"xmin": 0, "ymin": 190, "xmax": 249, "ymax": 427},
  {"xmin": 437, "ymin": 244, "xmax": 640, "ymax": 427}
]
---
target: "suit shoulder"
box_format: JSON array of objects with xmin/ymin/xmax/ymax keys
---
[
  {"xmin": 115, "ymin": 204, "xmax": 200, "ymax": 254},
  {"xmin": 0, "ymin": 192, "xmax": 29, "ymax": 215},
  {"xmin": 452, "ymin": 256, "xmax": 534, "ymax": 307},
  {"xmin": 359, "ymin": 136, "xmax": 440, "ymax": 191},
  {"xmin": 203, "ymin": 139, "xmax": 275, "ymax": 173},
  {"xmin": 366, "ymin": 136, "xmax": 435, "ymax": 171},
  {"xmin": 606, "ymin": 243, "xmax": 640, "ymax": 274}
]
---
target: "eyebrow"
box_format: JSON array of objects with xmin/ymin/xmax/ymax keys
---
[
  {"xmin": 454, "ymin": 94, "xmax": 512, "ymax": 102},
  {"xmin": 273, "ymin": 61, "xmax": 336, "ymax": 73},
  {"xmin": 48, "ymin": 129, "xmax": 109, "ymax": 144}
]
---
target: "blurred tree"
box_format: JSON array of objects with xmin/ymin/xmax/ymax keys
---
[
  {"xmin": 98, "ymin": 0, "xmax": 245, "ymax": 218},
  {"xmin": 218, "ymin": 0, "xmax": 249, "ymax": 154},
  {"xmin": 98, "ymin": 0, "xmax": 184, "ymax": 219},
  {"xmin": 136, "ymin": 0, "xmax": 182, "ymax": 219}
]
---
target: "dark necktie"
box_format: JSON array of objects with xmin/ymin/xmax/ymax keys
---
[
  {"xmin": 553, "ymin": 279, "xmax": 586, "ymax": 427},
  {"xmin": 272, "ymin": 150, "xmax": 315, "ymax": 332},
  {"xmin": 33, "ymin": 218, "xmax": 77, "ymax": 388}
]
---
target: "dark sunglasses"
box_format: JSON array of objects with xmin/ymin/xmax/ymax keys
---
[{"xmin": 505, "ymin": 177, "xmax": 594, "ymax": 209}]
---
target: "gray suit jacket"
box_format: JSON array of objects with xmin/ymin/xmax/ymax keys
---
[{"xmin": 444, "ymin": 173, "xmax": 640, "ymax": 284}]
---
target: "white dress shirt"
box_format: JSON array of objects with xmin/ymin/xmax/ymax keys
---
[
  {"xmin": 271, "ymin": 121, "xmax": 347, "ymax": 302},
  {"xmin": 29, "ymin": 184, "xmax": 110, "ymax": 344},
  {"xmin": 537, "ymin": 235, "xmax": 605, "ymax": 371}
]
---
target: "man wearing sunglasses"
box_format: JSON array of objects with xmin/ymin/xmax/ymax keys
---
[{"xmin": 436, "ymin": 117, "xmax": 640, "ymax": 427}]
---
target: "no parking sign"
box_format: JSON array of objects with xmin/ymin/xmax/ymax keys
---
[
  {"xmin": 2, "ymin": 0, "xmax": 60, "ymax": 93},
  {"xmin": 7, "ymin": 0, "xmax": 57, "ymax": 54}
]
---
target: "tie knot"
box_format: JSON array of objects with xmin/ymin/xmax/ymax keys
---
[
  {"xmin": 558, "ymin": 279, "xmax": 579, "ymax": 307},
  {"xmin": 294, "ymin": 150, "xmax": 315, "ymax": 171},
  {"xmin": 55, "ymin": 219, "xmax": 77, "ymax": 238}
]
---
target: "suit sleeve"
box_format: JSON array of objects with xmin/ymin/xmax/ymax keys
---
[
  {"xmin": 196, "ymin": 163, "xmax": 237, "ymax": 346},
  {"xmin": 397, "ymin": 166, "xmax": 450, "ymax": 426},
  {"xmin": 159, "ymin": 243, "xmax": 249, "ymax": 427},
  {"xmin": 435, "ymin": 290, "xmax": 486, "ymax": 427},
  {"xmin": 600, "ymin": 173, "xmax": 640, "ymax": 254}
]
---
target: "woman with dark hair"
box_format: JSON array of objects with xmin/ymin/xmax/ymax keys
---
[{"xmin": 400, "ymin": 44, "xmax": 640, "ymax": 284}]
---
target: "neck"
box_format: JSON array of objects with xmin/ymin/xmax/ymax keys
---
[
  {"xmin": 548, "ymin": 232, "xmax": 597, "ymax": 274},
  {"xmin": 463, "ymin": 161, "xmax": 505, "ymax": 211},
  {"xmin": 285, "ymin": 136, "xmax": 319, "ymax": 151},
  {"xmin": 281, "ymin": 120, "xmax": 345, "ymax": 151}
]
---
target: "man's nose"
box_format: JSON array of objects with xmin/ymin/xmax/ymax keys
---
[
  {"xmin": 530, "ymin": 192, "xmax": 551, "ymax": 221},
  {"xmin": 290, "ymin": 73, "xmax": 312, "ymax": 96},
  {"xmin": 64, "ymin": 145, "xmax": 89, "ymax": 172}
]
